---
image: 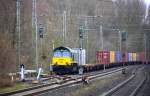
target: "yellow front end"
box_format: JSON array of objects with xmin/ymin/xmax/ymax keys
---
[{"xmin": 52, "ymin": 57, "xmax": 73, "ymax": 66}]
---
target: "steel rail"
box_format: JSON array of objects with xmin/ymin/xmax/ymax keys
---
[
  {"xmin": 0, "ymin": 67, "xmax": 126, "ymax": 96},
  {"xmin": 100, "ymin": 66, "xmax": 146, "ymax": 96}
]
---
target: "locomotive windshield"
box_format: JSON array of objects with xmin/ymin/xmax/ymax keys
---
[
  {"xmin": 62, "ymin": 51, "xmax": 71, "ymax": 57},
  {"xmin": 53, "ymin": 50, "xmax": 71, "ymax": 57},
  {"xmin": 53, "ymin": 51, "xmax": 62, "ymax": 57}
]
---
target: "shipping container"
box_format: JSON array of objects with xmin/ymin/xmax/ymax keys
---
[
  {"xmin": 122, "ymin": 52, "xmax": 127, "ymax": 62},
  {"xmin": 115, "ymin": 51, "xmax": 121, "ymax": 62},
  {"xmin": 139, "ymin": 52, "xmax": 145, "ymax": 62},
  {"xmin": 126, "ymin": 52, "xmax": 129, "ymax": 62},
  {"xmin": 110, "ymin": 51, "xmax": 115, "ymax": 63},
  {"xmin": 96, "ymin": 51, "xmax": 110, "ymax": 64},
  {"xmin": 124, "ymin": 52, "xmax": 127, "ymax": 62},
  {"xmin": 72, "ymin": 48, "xmax": 86, "ymax": 65},
  {"xmin": 126, "ymin": 53, "xmax": 132, "ymax": 61},
  {"xmin": 132, "ymin": 53, "xmax": 137, "ymax": 61},
  {"xmin": 136, "ymin": 53, "xmax": 140, "ymax": 61}
]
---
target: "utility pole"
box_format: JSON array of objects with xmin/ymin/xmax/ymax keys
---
[
  {"xmin": 63, "ymin": 11, "xmax": 67, "ymax": 46},
  {"xmin": 39, "ymin": 24, "xmax": 44, "ymax": 68},
  {"xmin": 16, "ymin": 0, "xmax": 21, "ymax": 70},
  {"xmin": 144, "ymin": 33, "xmax": 147, "ymax": 64},
  {"xmin": 32, "ymin": 0, "xmax": 38, "ymax": 69},
  {"xmin": 119, "ymin": 30, "xmax": 122, "ymax": 62},
  {"xmin": 78, "ymin": 25, "xmax": 84, "ymax": 74},
  {"xmin": 121, "ymin": 31, "xmax": 127, "ymax": 74},
  {"xmin": 85, "ymin": 17, "xmax": 88, "ymax": 63},
  {"xmin": 100, "ymin": 25, "xmax": 105, "ymax": 71},
  {"xmin": 100, "ymin": 25, "xmax": 104, "ymax": 51},
  {"xmin": 79, "ymin": 25, "xmax": 84, "ymax": 48}
]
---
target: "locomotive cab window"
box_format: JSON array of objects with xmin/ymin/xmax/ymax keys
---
[
  {"xmin": 53, "ymin": 51, "xmax": 62, "ymax": 57},
  {"xmin": 62, "ymin": 51, "xmax": 71, "ymax": 57}
]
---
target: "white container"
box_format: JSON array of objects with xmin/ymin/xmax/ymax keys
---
[{"xmin": 72, "ymin": 48, "xmax": 86, "ymax": 65}]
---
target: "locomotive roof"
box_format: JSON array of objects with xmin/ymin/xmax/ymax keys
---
[
  {"xmin": 53, "ymin": 46, "xmax": 81, "ymax": 53},
  {"xmin": 53, "ymin": 46, "xmax": 72, "ymax": 52}
]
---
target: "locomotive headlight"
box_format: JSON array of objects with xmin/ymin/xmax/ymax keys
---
[
  {"xmin": 55, "ymin": 62, "xmax": 58, "ymax": 65},
  {"xmin": 66, "ymin": 62, "xmax": 69, "ymax": 65}
]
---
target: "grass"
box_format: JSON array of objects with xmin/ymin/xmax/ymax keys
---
[{"xmin": 0, "ymin": 82, "xmax": 30, "ymax": 93}]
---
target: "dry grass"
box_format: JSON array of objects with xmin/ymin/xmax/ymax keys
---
[
  {"xmin": 0, "ymin": 82, "xmax": 30, "ymax": 93},
  {"xmin": 0, "ymin": 75, "xmax": 13, "ymax": 88}
]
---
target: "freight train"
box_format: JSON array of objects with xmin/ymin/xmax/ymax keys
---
[{"xmin": 51, "ymin": 46, "xmax": 145, "ymax": 74}]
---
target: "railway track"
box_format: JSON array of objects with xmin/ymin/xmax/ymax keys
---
[
  {"xmin": 0, "ymin": 65, "xmax": 140, "ymax": 96},
  {"xmin": 135, "ymin": 65, "xmax": 150, "ymax": 96},
  {"xmin": 0, "ymin": 68, "xmax": 129, "ymax": 96},
  {"xmin": 101, "ymin": 66, "xmax": 147, "ymax": 96}
]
